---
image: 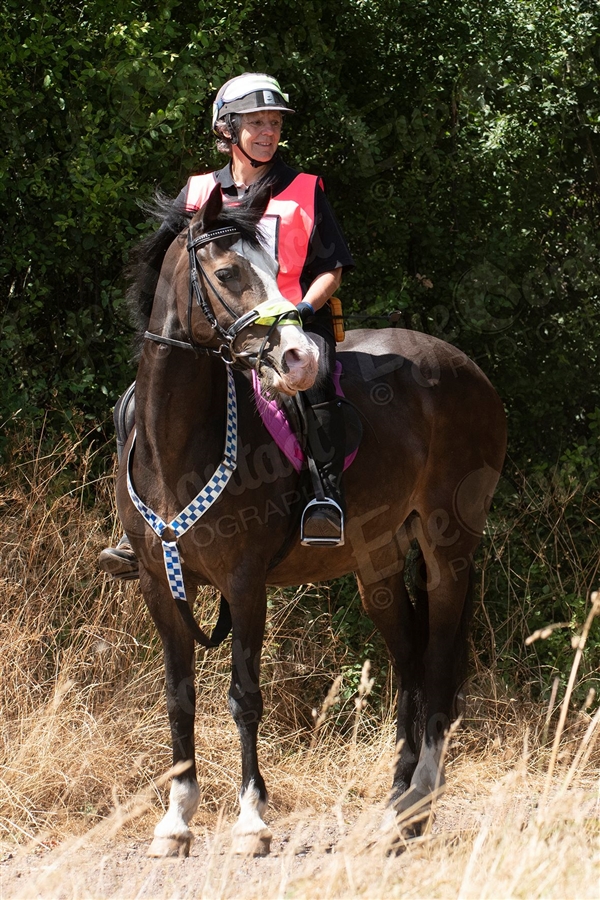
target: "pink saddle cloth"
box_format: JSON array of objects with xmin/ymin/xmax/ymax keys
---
[{"xmin": 251, "ymin": 362, "xmax": 358, "ymax": 473}]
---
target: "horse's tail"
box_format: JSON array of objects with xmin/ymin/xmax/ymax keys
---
[{"xmin": 174, "ymin": 592, "xmax": 232, "ymax": 648}]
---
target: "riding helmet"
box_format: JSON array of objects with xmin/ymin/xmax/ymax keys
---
[{"xmin": 212, "ymin": 73, "xmax": 295, "ymax": 133}]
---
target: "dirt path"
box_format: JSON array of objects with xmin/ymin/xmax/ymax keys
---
[
  {"xmin": 0, "ymin": 785, "xmax": 489, "ymax": 899},
  {"xmin": 2, "ymin": 767, "xmax": 596, "ymax": 899}
]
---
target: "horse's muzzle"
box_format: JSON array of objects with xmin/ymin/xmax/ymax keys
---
[{"xmin": 270, "ymin": 330, "xmax": 319, "ymax": 395}]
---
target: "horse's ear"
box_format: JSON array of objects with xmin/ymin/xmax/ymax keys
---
[{"xmin": 199, "ymin": 184, "xmax": 223, "ymax": 231}]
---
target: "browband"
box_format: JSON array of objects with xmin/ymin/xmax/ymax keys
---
[{"xmin": 187, "ymin": 226, "xmax": 240, "ymax": 250}]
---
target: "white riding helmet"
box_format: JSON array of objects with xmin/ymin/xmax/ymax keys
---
[{"xmin": 212, "ymin": 73, "xmax": 294, "ymax": 133}]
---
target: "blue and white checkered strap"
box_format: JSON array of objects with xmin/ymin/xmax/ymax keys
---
[{"xmin": 126, "ymin": 366, "xmax": 238, "ymax": 601}]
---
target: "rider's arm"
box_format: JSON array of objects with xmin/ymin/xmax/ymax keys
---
[
  {"xmin": 301, "ymin": 268, "xmax": 343, "ymax": 313},
  {"xmin": 299, "ymin": 184, "xmax": 353, "ymax": 306}
]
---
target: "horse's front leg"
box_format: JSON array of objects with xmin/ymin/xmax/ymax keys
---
[
  {"xmin": 140, "ymin": 568, "xmax": 200, "ymax": 858},
  {"xmin": 227, "ymin": 584, "xmax": 271, "ymax": 856}
]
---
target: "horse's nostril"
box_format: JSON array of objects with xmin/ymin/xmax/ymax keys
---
[
  {"xmin": 282, "ymin": 349, "xmax": 304, "ymax": 375},
  {"xmin": 285, "ymin": 348, "xmax": 307, "ymax": 371}
]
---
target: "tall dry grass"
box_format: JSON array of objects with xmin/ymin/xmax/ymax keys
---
[{"xmin": 0, "ymin": 436, "xmax": 598, "ymax": 898}]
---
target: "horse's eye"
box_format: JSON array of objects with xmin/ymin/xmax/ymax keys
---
[{"xmin": 215, "ymin": 267, "xmax": 240, "ymax": 283}]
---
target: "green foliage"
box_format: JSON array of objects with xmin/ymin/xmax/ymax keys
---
[
  {"xmin": 2, "ymin": 0, "xmax": 599, "ymax": 457},
  {"xmin": 2, "ymin": 0, "xmax": 599, "ymax": 701},
  {"xmin": 331, "ymin": 0, "xmax": 600, "ymax": 463},
  {"xmin": 475, "ymin": 411, "xmax": 600, "ymax": 704}
]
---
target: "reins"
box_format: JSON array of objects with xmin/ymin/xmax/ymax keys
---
[
  {"xmin": 131, "ymin": 223, "xmax": 303, "ymax": 646},
  {"xmin": 144, "ymin": 224, "xmax": 301, "ymax": 372}
]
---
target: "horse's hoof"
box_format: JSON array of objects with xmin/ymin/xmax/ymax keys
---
[
  {"xmin": 377, "ymin": 791, "xmax": 431, "ymax": 850},
  {"xmin": 232, "ymin": 829, "xmax": 272, "ymax": 857},
  {"xmin": 371, "ymin": 810, "xmax": 407, "ymax": 855},
  {"xmin": 392, "ymin": 786, "xmax": 432, "ymax": 825},
  {"xmin": 147, "ymin": 835, "xmax": 191, "ymax": 858}
]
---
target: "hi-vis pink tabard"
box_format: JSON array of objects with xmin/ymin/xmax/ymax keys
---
[{"xmin": 185, "ymin": 172, "xmax": 320, "ymax": 304}]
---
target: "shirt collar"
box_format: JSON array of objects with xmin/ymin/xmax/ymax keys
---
[
  {"xmin": 214, "ymin": 163, "xmax": 236, "ymax": 192},
  {"xmin": 214, "ymin": 156, "xmax": 287, "ymax": 194}
]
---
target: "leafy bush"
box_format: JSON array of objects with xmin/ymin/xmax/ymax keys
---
[
  {"xmin": 2, "ymin": 0, "xmax": 600, "ymax": 706},
  {"xmin": 2, "ymin": 0, "xmax": 600, "ymax": 464}
]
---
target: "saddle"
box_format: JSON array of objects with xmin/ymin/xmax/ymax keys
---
[{"xmin": 252, "ymin": 362, "xmax": 363, "ymax": 546}]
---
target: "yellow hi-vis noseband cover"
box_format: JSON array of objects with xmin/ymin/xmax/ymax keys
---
[{"xmin": 252, "ymin": 299, "xmax": 302, "ymax": 328}]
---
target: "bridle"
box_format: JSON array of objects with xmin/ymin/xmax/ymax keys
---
[
  {"xmin": 130, "ymin": 223, "xmax": 304, "ymax": 635},
  {"xmin": 144, "ymin": 224, "xmax": 301, "ymax": 373}
]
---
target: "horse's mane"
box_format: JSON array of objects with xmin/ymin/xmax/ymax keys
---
[
  {"xmin": 126, "ymin": 191, "xmax": 192, "ymax": 339},
  {"xmin": 195, "ymin": 180, "xmax": 269, "ymax": 246},
  {"xmin": 126, "ymin": 184, "xmax": 269, "ymax": 346}
]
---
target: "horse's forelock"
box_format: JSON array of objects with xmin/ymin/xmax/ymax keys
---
[
  {"xmin": 192, "ymin": 180, "xmax": 272, "ymax": 247},
  {"xmin": 191, "ymin": 202, "xmax": 265, "ymax": 249}
]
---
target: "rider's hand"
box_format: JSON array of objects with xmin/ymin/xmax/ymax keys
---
[{"xmin": 296, "ymin": 301, "xmax": 315, "ymax": 324}]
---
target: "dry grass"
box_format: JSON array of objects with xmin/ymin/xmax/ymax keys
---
[{"xmin": 0, "ymin": 437, "xmax": 598, "ymax": 898}]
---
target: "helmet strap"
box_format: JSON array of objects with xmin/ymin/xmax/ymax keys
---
[{"xmin": 237, "ymin": 144, "xmax": 270, "ymax": 168}]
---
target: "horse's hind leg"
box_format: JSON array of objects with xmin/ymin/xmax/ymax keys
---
[
  {"xmin": 357, "ymin": 570, "xmax": 428, "ymax": 815},
  {"xmin": 141, "ymin": 571, "xmax": 200, "ymax": 858},
  {"xmin": 227, "ymin": 584, "xmax": 271, "ymax": 856},
  {"xmin": 359, "ymin": 532, "xmax": 475, "ymax": 838},
  {"xmin": 401, "ymin": 523, "xmax": 477, "ymax": 822}
]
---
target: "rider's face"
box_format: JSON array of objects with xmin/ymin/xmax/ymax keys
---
[{"xmin": 236, "ymin": 112, "xmax": 283, "ymax": 163}]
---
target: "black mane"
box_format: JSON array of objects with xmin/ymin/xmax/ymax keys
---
[
  {"xmin": 126, "ymin": 191, "xmax": 192, "ymax": 338},
  {"xmin": 126, "ymin": 183, "xmax": 270, "ymax": 345}
]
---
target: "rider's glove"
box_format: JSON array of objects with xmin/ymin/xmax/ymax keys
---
[{"xmin": 296, "ymin": 301, "xmax": 315, "ymax": 324}]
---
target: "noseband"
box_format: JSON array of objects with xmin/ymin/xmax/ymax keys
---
[
  {"xmin": 144, "ymin": 225, "xmax": 301, "ymax": 372},
  {"xmin": 132, "ymin": 224, "xmax": 303, "ymax": 634}
]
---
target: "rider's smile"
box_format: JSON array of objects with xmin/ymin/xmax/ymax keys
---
[{"xmin": 237, "ymin": 113, "xmax": 283, "ymax": 162}]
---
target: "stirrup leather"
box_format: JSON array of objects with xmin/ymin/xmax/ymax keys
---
[{"xmin": 300, "ymin": 497, "xmax": 345, "ymax": 547}]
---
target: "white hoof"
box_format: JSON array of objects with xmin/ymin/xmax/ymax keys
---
[
  {"xmin": 149, "ymin": 776, "xmax": 199, "ymax": 859},
  {"xmin": 147, "ymin": 835, "xmax": 192, "ymax": 858},
  {"xmin": 231, "ymin": 781, "xmax": 271, "ymax": 855},
  {"xmin": 232, "ymin": 828, "xmax": 272, "ymax": 857}
]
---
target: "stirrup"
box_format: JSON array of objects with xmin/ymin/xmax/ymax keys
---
[{"xmin": 300, "ymin": 497, "xmax": 345, "ymax": 547}]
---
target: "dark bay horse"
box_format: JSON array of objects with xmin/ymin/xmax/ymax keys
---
[{"xmin": 116, "ymin": 185, "xmax": 507, "ymax": 857}]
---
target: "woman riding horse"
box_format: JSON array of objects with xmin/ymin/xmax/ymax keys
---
[
  {"xmin": 99, "ymin": 73, "xmax": 354, "ymax": 579},
  {"xmin": 102, "ymin": 107, "xmax": 506, "ymax": 855}
]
